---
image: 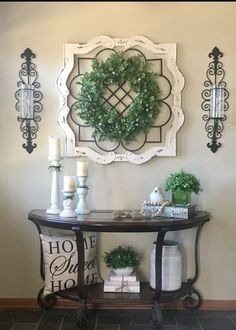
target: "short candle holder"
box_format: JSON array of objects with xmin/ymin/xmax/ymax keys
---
[
  {"xmin": 76, "ymin": 176, "xmax": 90, "ymax": 215},
  {"xmin": 46, "ymin": 157, "xmax": 62, "ymax": 215},
  {"xmin": 59, "ymin": 191, "xmax": 77, "ymax": 218}
]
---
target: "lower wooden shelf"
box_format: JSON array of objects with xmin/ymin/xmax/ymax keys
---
[{"xmin": 55, "ymin": 282, "xmax": 190, "ymax": 306}]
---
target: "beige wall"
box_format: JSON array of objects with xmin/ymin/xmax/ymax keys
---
[{"xmin": 1, "ymin": 2, "xmax": 236, "ymax": 300}]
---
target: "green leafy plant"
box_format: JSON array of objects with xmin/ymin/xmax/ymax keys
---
[
  {"xmin": 104, "ymin": 245, "xmax": 140, "ymax": 269},
  {"xmin": 164, "ymin": 170, "xmax": 203, "ymax": 194},
  {"xmin": 76, "ymin": 51, "xmax": 161, "ymax": 144}
]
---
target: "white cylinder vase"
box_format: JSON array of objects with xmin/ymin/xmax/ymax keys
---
[{"xmin": 149, "ymin": 240, "xmax": 182, "ymax": 291}]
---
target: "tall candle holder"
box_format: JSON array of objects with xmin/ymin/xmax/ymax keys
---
[
  {"xmin": 46, "ymin": 157, "xmax": 62, "ymax": 214},
  {"xmin": 76, "ymin": 176, "xmax": 90, "ymax": 215},
  {"xmin": 59, "ymin": 190, "xmax": 77, "ymax": 218}
]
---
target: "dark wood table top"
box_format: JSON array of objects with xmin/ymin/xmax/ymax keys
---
[{"xmin": 28, "ymin": 209, "xmax": 210, "ymax": 233}]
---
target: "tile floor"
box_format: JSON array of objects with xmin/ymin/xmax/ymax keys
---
[{"xmin": 0, "ymin": 308, "xmax": 236, "ymax": 330}]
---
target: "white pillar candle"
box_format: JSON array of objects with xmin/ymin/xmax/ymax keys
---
[
  {"xmin": 49, "ymin": 135, "xmax": 61, "ymax": 159},
  {"xmin": 210, "ymin": 84, "xmax": 224, "ymax": 119},
  {"xmin": 77, "ymin": 160, "xmax": 88, "ymax": 176},
  {"xmin": 63, "ymin": 176, "xmax": 75, "ymax": 192}
]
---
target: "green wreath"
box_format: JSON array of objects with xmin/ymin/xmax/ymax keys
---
[{"xmin": 76, "ymin": 52, "xmax": 161, "ymax": 144}]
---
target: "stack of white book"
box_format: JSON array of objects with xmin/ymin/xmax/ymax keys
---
[{"xmin": 104, "ymin": 271, "xmax": 140, "ymax": 293}]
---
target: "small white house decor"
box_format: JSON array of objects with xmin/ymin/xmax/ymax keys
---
[{"xmin": 57, "ymin": 35, "xmax": 185, "ymax": 164}]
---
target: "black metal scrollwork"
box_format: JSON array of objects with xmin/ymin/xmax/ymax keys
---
[
  {"xmin": 37, "ymin": 288, "xmax": 57, "ymax": 310},
  {"xmin": 15, "ymin": 48, "xmax": 43, "ymax": 154},
  {"xmin": 183, "ymin": 287, "xmax": 203, "ymax": 311},
  {"xmin": 201, "ymin": 47, "xmax": 229, "ymax": 153}
]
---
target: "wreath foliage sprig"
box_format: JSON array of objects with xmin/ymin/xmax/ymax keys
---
[{"xmin": 76, "ymin": 52, "xmax": 161, "ymax": 144}]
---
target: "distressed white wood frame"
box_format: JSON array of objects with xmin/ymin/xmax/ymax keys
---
[{"xmin": 57, "ymin": 36, "xmax": 185, "ymax": 164}]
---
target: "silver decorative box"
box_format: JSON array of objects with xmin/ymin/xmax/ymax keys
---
[{"xmin": 141, "ymin": 203, "xmax": 196, "ymax": 219}]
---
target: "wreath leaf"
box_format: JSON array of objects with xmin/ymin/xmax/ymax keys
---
[{"xmin": 76, "ymin": 52, "xmax": 161, "ymax": 144}]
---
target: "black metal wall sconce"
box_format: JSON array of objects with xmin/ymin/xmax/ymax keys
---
[
  {"xmin": 201, "ymin": 47, "xmax": 229, "ymax": 153},
  {"xmin": 15, "ymin": 48, "xmax": 43, "ymax": 154}
]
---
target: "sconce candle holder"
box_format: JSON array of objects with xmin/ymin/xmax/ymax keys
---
[
  {"xmin": 201, "ymin": 47, "xmax": 229, "ymax": 153},
  {"xmin": 15, "ymin": 48, "xmax": 43, "ymax": 154}
]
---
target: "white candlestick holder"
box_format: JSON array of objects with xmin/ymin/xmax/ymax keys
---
[
  {"xmin": 46, "ymin": 157, "xmax": 62, "ymax": 214},
  {"xmin": 76, "ymin": 176, "xmax": 90, "ymax": 215},
  {"xmin": 59, "ymin": 191, "xmax": 77, "ymax": 218}
]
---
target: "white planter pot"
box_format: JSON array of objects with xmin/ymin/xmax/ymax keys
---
[
  {"xmin": 113, "ymin": 267, "xmax": 133, "ymax": 276},
  {"xmin": 149, "ymin": 240, "xmax": 182, "ymax": 291}
]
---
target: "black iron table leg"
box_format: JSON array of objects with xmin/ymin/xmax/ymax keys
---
[
  {"xmin": 37, "ymin": 287, "xmax": 58, "ymax": 310},
  {"xmin": 183, "ymin": 223, "xmax": 205, "ymax": 311},
  {"xmin": 30, "ymin": 220, "xmax": 58, "ymax": 310},
  {"xmin": 76, "ymin": 299, "xmax": 88, "ymax": 329},
  {"xmin": 183, "ymin": 286, "xmax": 203, "ymax": 311},
  {"xmin": 152, "ymin": 230, "xmax": 167, "ymax": 327},
  {"xmin": 73, "ymin": 226, "xmax": 88, "ymax": 329},
  {"xmin": 152, "ymin": 300, "xmax": 163, "ymax": 328}
]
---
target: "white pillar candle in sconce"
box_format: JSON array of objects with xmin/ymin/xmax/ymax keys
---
[
  {"xmin": 210, "ymin": 84, "xmax": 224, "ymax": 119},
  {"xmin": 77, "ymin": 159, "xmax": 88, "ymax": 177},
  {"xmin": 63, "ymin": 176, "xmax": 76, "ymax": 192},
  {"xmin": 20, "ymin": 84, "xmax": 34, "ymax": 119},
  {"xmin": 49, "ymin": 135, "xmax": 61, "ymax": 160}
]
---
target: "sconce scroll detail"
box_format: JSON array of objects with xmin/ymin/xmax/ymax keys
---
[
  {"xmin": 15, "ymin": 48, "xmax": 43, "ymax": 154},
  {"xmin": 201, "ymin": 47, "xmax": 229, "ymax": 153}
]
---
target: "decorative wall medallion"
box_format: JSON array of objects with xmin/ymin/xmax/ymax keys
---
[{"xmin": 57, "ymin": 36, "xmax": 185, "ymax": 164}]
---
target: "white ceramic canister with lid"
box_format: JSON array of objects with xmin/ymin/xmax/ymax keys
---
[{"xmin": 149, "ymin": 240, "xmax": 182, "ymax": 291}]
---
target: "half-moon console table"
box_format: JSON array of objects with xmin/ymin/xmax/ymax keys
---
[{"xmin": 28, "ymin": 209, "xmax": 210, "ymax": 329}]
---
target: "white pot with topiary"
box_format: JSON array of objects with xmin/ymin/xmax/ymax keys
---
[{"xmin": 104, "ymin": 245, "xmax": 140, "ymax": 276}]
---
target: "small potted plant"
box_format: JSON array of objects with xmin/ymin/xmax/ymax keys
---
[
  {"xmin": 164, "ymin": 169, "xmax": 203, "ymax": 206},
  {"xmin": 104, "ymin": 245, "xmax": 140, "ymax": 276}
]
